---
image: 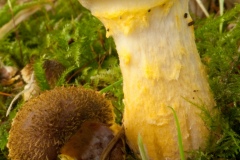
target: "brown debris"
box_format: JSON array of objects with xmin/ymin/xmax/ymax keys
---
[
  {"xmin": 0, "ymin": 65, "xmax": 19, "ymax": 86},
  {"xmin": 60, "ymin": 121, "xmax": 125, "ymax": 160}
]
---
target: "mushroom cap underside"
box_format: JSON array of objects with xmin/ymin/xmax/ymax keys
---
[{"xmin": 79, "ymin": 0, "xmax": 172, "ymax": 15}]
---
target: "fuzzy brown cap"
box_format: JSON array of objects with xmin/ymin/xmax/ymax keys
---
[{"xmin": 7, "ymin": 87, "xmax": 115, "ymax": 160}]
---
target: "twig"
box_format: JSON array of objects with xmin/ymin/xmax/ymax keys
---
[
  {"xmin": 6, "ymin": 73, "xmax": 35, "ymax": 116},
  {"xmin": 7, "ymin": 0, "xmax": 23, "ymax": 62},
  {"xmin": 100, "ymin": 126, "xmax": 124, "ymax": 160},
  {"xmin": 219, "ymin": 0, "xmax": 225, "ymax": 33},
  {"xmin": 0, "ymin": 92, "xmax": 12, "ymax": 97},
  {"xmin": 195, "ymin": 0, "xmax": 210, "ymax": 17},
  {"xmin": 0, "ymin": 1, "xmax": 54, "ymax": 39},
  {"xmin": 100, "ymin": 79, "xmax": 123, "ymax": 94}
]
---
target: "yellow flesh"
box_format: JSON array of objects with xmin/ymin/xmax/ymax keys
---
[{"xmin": 79, "ymin": 0, "xmax": 215, "ymax": 159}]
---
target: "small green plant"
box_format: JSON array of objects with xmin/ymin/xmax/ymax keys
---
[
  {"xmin": 168, "ymin": 106, "xmax": 185, "ymax": 160},
  {"xmin": 138, "ymin": 134, "xmax": 149, "ymax": 160},
  {"xmin": 33, "ymin": 58, "xmax": 50, "ymax": 91}
]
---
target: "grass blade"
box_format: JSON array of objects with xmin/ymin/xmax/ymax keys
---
[
  {"xmin": 168, "ymin": 106, "xmax": 185, "ymax": 160},
  {"xmin": 138, "ymin": 134, "xmax": 149, "ymax": 160}
]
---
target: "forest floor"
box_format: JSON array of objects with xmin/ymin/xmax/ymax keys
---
[{"xmin": 1, "ymin": 0, "xmax": 240, "ymax": 159}]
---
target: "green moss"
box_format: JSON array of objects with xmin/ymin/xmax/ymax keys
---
[
  {"xmin": 0, "ymin": 0, "xmax": 121, "ymax": 158},
  {"xmin": 33, "ymin": 58, "xmax": 50, "ymax": 91},
  {"xmin": 193, "ymin": 4, "xmax": 240, "ymax": 159}
]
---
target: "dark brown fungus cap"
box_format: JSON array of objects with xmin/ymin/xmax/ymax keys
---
[
  {"xmin": 21, "ymin": 60, "xmax": 65, "ymax": 87},
  {"xmin": 7, "ymin": 87, "xmax": 115, "ymax": 160},
  {"xmin": 43, "ymin": 60, "xmax": 66, "ymax": 87}
]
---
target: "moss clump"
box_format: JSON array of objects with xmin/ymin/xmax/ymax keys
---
[
  {"xmin": 0, "ymin": 1, "xmax": 122, "ymax": 158},
  {"xmin": 193, "ymin": 4, "xmax": 240, "ymax": 159}
]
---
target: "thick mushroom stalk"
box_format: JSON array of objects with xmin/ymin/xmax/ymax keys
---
[{"xmin": 79, "ymin": 0, "xmax": 215, "ymax": 159}]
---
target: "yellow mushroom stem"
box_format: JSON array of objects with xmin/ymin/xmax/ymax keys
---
[{"xmin": 78, "ymin": 0, "xmax": 216, "ymax": 159}]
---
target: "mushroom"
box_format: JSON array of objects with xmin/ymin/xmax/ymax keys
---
[
  {"xmin": 6, "ymin": 60, "xmax": 66, "ymax": 117},
  {"xmin": 78, "ymin": 0, "xmax": 216, "ymax": 159},
  {"xmin": 21, "ymin": 60, "xmax": 66, "ymax": 101},
  {"xmin": 7, "ymin": 87, "xmax": 117, "ymax": 159}
]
